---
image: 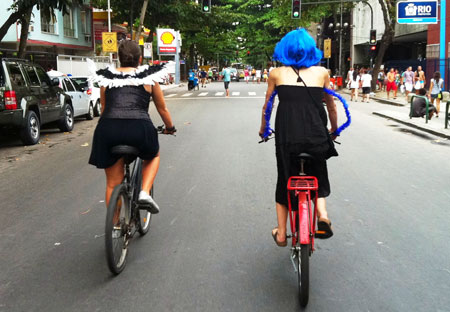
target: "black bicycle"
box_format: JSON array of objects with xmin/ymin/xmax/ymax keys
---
[{"xmin": 105, "ymin": 126, "xmax": 174, "ymax": 275}]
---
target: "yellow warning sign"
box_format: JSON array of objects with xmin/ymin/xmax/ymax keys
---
[
  {"xmin": 324, "ymin": 39, "xmax": 331, "ymax": 59},
  {"xmin": 102, "ymin": 32, "xmax": 117, "ymax": 53}
]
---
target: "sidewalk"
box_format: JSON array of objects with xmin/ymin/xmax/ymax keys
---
[{"xmin": 342, "ymin": 88, "xmax": 450, "ymax": 139}]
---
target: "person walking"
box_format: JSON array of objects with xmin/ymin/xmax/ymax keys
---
[
  {"xmin": 350, "ymin": 69, "xmax": 361, "ymax": 101},
  {"xmin": 222, "ymin": 65, "xmax": 231, "ymax": 97},
  {"xmin": 386, "ymin": 68, "xmax": 398, "ymax": 99},
  {"xmin": 244, "ymin": 68, "xmax": 250, "ymax": 84},
  {"xmin": 429, "ymin": 71, "xmax": 444, "ymax": 117},
  {"xmin": 377, "ymin": 69, "xmax": 385, "ymax": 91},
  {"xmin": 256, "ymin": 68, "xmax": 262, "ymax": 84},
  {"xmin": 402, "ymin": 66, "xmax": 414, "ymax": 98},
  {"xmin": 360, "ymin": 69, "xmax": 372, "ymax": 102},
  {"xmin": 415, "ymin": 65, "xmax": 426, "ymax": 89},
  {"xmin": 259, "ymin": 28, "xmax": 338, "ymax": 245}
]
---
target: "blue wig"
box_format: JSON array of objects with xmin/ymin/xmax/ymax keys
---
[{"xmin": 272, "ymin": 28, "xmax": 322, "ymax": 69}]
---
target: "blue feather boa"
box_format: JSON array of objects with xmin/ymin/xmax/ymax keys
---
[{"xmin": 262, "ymin": 88, "xmax": 351, "ymax": 139}]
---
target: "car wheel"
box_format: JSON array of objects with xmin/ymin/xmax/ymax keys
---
[
  {"xmin": 20, "ymin": 110, "xmax": 40, "ymax": 145},
  {"xmin": 86, "ymin": 103, "xmax": 94, "ymax": 120},
  {"xmin": 58, "ymin": 104, "xmax": 74, "ymax": 132},
  {"xmin": 93, "ymin": 99, "xmax": 101, "ymax": 117}
]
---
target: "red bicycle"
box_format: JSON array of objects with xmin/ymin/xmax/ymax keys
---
[{"xmin": 287, "ymin": 153, "xmax": 319, "ymax": 308}]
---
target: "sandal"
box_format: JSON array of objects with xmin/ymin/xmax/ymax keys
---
[
  {"xmin": 315, "ymin": 218, "xmax": 334, "ymax": 239},
  {"xmin": 271, "ymin": 228, "xmax": 287, "ymax": 247}
]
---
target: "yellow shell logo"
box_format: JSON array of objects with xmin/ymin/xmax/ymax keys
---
[{"xmin": 161, "ymin": 32, "xmax": 175, "ymax": 44}]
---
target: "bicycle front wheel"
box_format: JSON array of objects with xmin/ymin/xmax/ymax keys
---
[
  {"xmin": 297, "ymin": 244, "xmax": 310, "ymax": 307},
  {"xmin": 105, "ymin": 184, "xmax": 130, "ymax": 275}
]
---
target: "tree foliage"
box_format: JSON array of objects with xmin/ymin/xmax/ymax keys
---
[{"xmin": 90, "ymin": 0, "xmax": 334, "ymax": 68}]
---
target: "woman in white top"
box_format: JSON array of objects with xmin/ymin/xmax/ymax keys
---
[
  {"xmin": 429, "ymin": 71, "xmax": 444, "ymax": 117},
  {"xmin": 360, "ymin": 69, "xmax": 372, "ymax": 102},
  {"xmin": 350, "ymin": 70, "xmax": 361, "ymax": 101}
]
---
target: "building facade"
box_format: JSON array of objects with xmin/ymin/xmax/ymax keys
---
[{"xmin": 0, "ymin": 0, "xmax": 93, "ymax": 68}]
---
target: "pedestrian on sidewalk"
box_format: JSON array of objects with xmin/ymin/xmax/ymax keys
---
[
  {"xmin": 429, "ymin": 71, "xmax": 444, "ymax": 117},
  {"xmin": 346, "ymin": 67, "xmax": 353, "ymax": 89},
  {"xmin": 411, "ymin": 88, "xmax": 436, "ymax": 119},
  {"xmin": 414, "ymin": 66, "xmax": 426, "ymax": 89},
  {"xmin": 360, "ymin": 69, "xmax": 372, "ymax": 102},
  {"xmin": 350, "ymin": 69, "xmax": 361, "ymax": 101},
  {"xmin": 222, "ymin": 65, "xmax": 231, "ymax": 97},
  {"xmin": 402, "ymin": 66, "xmax": 414, "ymax": 99},
  {"xmin": 256, "ymin": 68, "xmax": 262, "ymax": 84},
  {"xmin": 377, "ymin": 69, "xmax": 385, "ymax": 91},
  {"xmin": 244, "ymin": 68, "xmax": 249, "ymax": 83},
  {"xmin": 386, "ymin": 68, "xmax": 398, "ymax": 99}
]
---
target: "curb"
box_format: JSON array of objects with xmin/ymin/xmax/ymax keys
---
[
  {"xmin": 372, "ymin": 112, "xmax": 450, "ymax": 139},
  {"xmin": 340, "ymin": 89, "xmax": 405, "ymax": 107}
]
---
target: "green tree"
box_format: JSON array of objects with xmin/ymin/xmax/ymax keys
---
[{"xmin": 371, "ymin": 0, "xmax": 395, "ymax": 89}]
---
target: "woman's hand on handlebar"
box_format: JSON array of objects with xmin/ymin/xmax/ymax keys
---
[{"xmin": 157, "ymin": 125, "xmax": 177, "ymax": 135}]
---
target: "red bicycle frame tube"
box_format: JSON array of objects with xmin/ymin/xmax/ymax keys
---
[{"xmin": 287, "ymin": 176, "xmax": 318, "ymax": 249}]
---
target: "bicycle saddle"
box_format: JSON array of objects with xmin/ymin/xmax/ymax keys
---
[
  {"xmin": 298, "ymin": 153, "xmax": 314, "ymax": 161},
  {"xmin": 111, "ymin": 145, "xmax": 140, "ymax": 164}
]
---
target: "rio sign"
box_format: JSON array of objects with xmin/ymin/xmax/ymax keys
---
[{"xmin": 397, "ymin": 1, "xmax": 438, "ymax": 24}]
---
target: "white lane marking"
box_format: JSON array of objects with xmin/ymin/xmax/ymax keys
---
[
  {"xmin": 198, "ymin": 92, "xmax": 208, "ymax": 96},
  {"xmin": 248, "ymin": 92, "xmax": 256, "ymax": 96},
  {"xmin": 165, "ymin": 94, "xmax": 176, "ymax": 97},
  {"xmin": 232, "ymin": 92, "xmax": 240, "ymax": 96},
  {"xmin": 182, "ymin": 93, "xmax": 193, "ymax": 97},
  {"xmin": 215, "ymin": 92, "xmax": 224, "ymax": 96}
]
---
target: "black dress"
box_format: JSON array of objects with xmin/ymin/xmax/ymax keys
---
[
  {"xmin": 88, "ymin": 85, "xmax": 159, "ymax": 169},
  {"xmin": 274, "ymin": 85, "xmax": 337, "ymax": 205}
]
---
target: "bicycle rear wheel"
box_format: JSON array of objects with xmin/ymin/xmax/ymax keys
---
[
  {"xmin": 138, "ymin": 186, "xmax": 153, "ymax": 235},
  {"xmin": 297, "ymin": 244, "xmax": 310, "ymax": 307},
  {"xmin": 105, "ymin": 184, "xmax": 130, "ymax": 275}
]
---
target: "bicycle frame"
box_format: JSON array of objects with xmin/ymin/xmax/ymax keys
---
[{"xmin": 287, "ymin": 176, "xmax": 318, "ymax": 250}]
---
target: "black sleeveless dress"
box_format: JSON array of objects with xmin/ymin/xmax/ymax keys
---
[
  {"xmin": 274, "ymin": 85, "xmax": 337, "ymax": 205},
  {"xmin": 88, "ymin": 85, "xmax": 159, "ymax": 169}
]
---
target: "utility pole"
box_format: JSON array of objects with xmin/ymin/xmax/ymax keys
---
[
  {"xmin": 339, "ymin": 0, "xmax": 343, "ymax": 76},
  {"xmin": 107, "ymin": 0, "xmax": 112, "ymax": 64}
]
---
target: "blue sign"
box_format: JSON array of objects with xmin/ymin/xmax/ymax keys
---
[{"xmin": 397, "ymin": 1, "xmax": 438, "ymax": 24}]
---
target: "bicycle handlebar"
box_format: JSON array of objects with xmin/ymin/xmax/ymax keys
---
[{"xmin": 156, "ymin": 125, "xmax": 177, "ymax": 136}]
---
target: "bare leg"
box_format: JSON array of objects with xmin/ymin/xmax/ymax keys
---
[
  {"xmin": 141, "ymin": 154, "xmax": 160, "ymax": 193},
  {"xmin": 105, "ymin": 158, "xmax": 125, "ymax": 206},
  {"xmin": 436, "ymin": 98, "xmax": 440, "ymax": 115},
  {"xmin": 316, "ymin": 198, "xmax": 328, "ymax": 220},
  {"xmin": 275, "ymin": 202, "xmax": 288, "ymax": 242}
]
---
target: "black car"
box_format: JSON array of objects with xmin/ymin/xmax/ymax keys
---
[{"xmin": 0, "ymin": 58, "xmax": 73, "ymax": 145}]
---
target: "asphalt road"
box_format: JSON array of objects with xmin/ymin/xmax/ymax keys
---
[{"xmin": 1, "ymin": 81, "xmax": 449, "ymax": 312}]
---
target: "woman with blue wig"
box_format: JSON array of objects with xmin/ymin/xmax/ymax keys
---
[{"xmin": 259, "ymin": 28, "xmax": 338, "ymax": 246}]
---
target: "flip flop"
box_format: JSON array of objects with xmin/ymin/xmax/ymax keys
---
[
  {"xmin": 271, "ymin": 228, "xmax": 287, "ymax": 247},
  {"xmin": 315, "ymin": 218, "xmax": 334, "ymax": 239}
]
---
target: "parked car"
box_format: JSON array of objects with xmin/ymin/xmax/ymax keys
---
[
  {"xmin": 71, "ymin": 76, "xmax": 101, "ymax": 116},
  {"xmin": 48, "ymin": 74, "xmax": 93, "ymax": 120},
  {"xmin": 0, "ymin": 58, "xmax": 73, "ymax": 145},
  {"xmin": 229, "ymin": 68, "xmax": 239, "ymax": 82}
]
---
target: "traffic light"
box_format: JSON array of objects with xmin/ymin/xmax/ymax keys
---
[
  {"xmin": 370, "ymin": 45, "xmax": 376, "ymax": 51},
  {"xmin": 201, "ymin": 0, "xmax": 211, "ymax": 13},
  {"xmin": 369, "ymin": 29, "xmax": 376, "ymax": 45},
  {"xmin": 247, "ymin": 50, "xmax": 250, "ymax": 56},
  {"xmin": 292, "ymin": 0, "xmax": 301, "ymax": 19}
]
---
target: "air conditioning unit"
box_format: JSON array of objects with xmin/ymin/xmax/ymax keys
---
[{"xmin": 29, "ymin": 25, "xmax": 34, "ymax": 32}]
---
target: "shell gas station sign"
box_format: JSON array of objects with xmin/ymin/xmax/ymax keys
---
[{"xmin": 156, "ymin": 29, "xmax": 178, "ymax": 55}]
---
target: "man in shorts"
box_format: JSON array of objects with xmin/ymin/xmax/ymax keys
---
[
  {"xmin": 415, "ymin": 66, "xmax": 426, "ymax": 89},
  {"xmin": 200, "ymin": 69, "xmax": 207, "ymax": 88},
  {"xmin": 222, "ymin": 66, "xmax": 231, "ymax": 97},
  {"xmin": 386, "ymin": 68, "xmax": 397, "ymax": 99},
  {"xmin": 402, "ymin": 66, "xmax": 414, "ymax": 98}
]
